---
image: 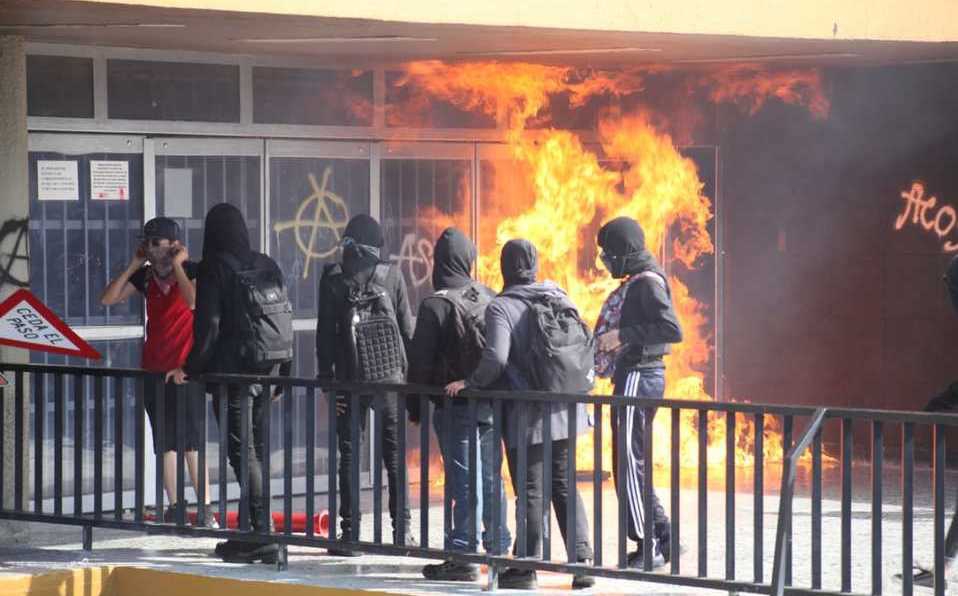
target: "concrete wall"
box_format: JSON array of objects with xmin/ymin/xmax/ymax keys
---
[
  {"xmin": 80, "ymin": 0, "xmax": 958, "ymax": 43},
  {"xmin": 0, "ymin": 34, "xmax": 30, "ymax": 538}
]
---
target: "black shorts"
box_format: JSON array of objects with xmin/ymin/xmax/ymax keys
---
[{"xmin": 144, "ymin": 381, "xmax": 208, "ymax": 455}]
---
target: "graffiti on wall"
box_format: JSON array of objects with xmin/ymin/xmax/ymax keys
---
[
  {"xmin": 389, "ymin": 232, "xmax": 434, "ymax": 289},
  {"xmin": 272, "ymin": 167, "xmax": 350, "ymax": 279},
  {"xmin": 895, "ymin": 181, "xmax": 958, "ymax": 252},
  {"xmin": 0, "ymin": 218, "xmax": 29, "ymax": 290}
]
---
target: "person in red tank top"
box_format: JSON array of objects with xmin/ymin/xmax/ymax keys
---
[{"xmin": 100, "ymin": 217, "xmax": 214, "ymax": 526}]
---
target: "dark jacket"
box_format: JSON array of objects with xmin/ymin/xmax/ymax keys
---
[
  {"xmin": 407, "ymin": 229, "xmax": 494, "ymax": 421},
  {"xmin": 184, "ymin": 203, "xmax": 268, "ymax": 376},
  {"xmin": 612, "ymin": 271, "xmax": 683, "ymax": 383},
  {"xmin": 596, "ymin": 217, "xmax": 682, "ymax": 380},
  {"xmin": 316, "ymin": 256, "xmax": 414, "ymax": 382},
  {"xmin": 184, "ymin": 253, "xmax": 284, "ymax": 376},
  {"xmin": 466, "ymin": 280, "xmax": 589, "ymax": 448}
]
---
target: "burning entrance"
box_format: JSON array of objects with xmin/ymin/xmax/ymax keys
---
[{"xmin": 388, "ymin": 62, "xmax": 830, "ymax": 479}]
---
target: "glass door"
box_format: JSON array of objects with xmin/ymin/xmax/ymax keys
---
[
  {"xmin": 27, "ymin": 132, "xmax": 145, "ymax": 513},
  {"xmin": 267, "ymin": 139, "xmax": 373, "ymax": 494}
]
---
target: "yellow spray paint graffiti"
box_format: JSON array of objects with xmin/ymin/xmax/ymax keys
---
[{"xmin": 272, "ymin": 167, "xmax": 350, "ymax": 279}]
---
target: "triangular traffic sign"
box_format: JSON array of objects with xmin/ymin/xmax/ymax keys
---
[{"xmin": 0, "ymin": 290, "xmax": 101, "ymax": 359}]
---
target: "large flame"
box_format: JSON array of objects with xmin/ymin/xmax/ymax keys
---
[{"xmin": 395, "ymin": 61, "xmax": 831, "ymax": 476}]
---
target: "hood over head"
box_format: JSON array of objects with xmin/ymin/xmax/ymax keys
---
[
  {"xmin": 500, "ymin": 239, "xmax": 538, "ymax": 288},
  {"xmin": 432, "ymin": 227, "xmax": 475, "ymax": 290}
]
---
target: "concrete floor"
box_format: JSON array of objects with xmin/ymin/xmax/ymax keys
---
[{"xmin": 1, "ymin": 464, "xmax": 958, "ymax": 595}]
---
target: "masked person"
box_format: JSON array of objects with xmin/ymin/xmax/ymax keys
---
[
  {"xmin": 899, "ymin": 255, "xmax": 958, "ymax": 589},
  {"xmin": 408, "ymin": 228, "xmax": 512, "ymax": 581},
  {"xmin": 317, "ymin": 214, "xmax": 414, "ymax": 555},
  {"xmin": 100, "ymin": 217, "xmax": 213, "ymax": 526},
  {"xmin": 167, "ymin": 203, "xmax": 294, "ymax": 564},
  {"xmin": 446, "ymin": 239, "xmax": 595, "ymax": 590},
  {"xmin": 594, "ymin": 216, "xmax": 682, "ymax": 569}
]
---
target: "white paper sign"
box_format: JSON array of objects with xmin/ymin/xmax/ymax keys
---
[
  {"xmin": 37, "ymin": 160, "xmax": 79, "ymax": 201},
  {"xmin": 163, "ymin": 168, "xmax": 193, "ymax": 217},
  {"xmin": 90, "ymin": 160, "xmax": 130, "ymax": 201}
]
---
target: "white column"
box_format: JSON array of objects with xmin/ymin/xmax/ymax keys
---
[{"xmin": 0, "ymin": 35, "xmax": 30, "ymax": 528}]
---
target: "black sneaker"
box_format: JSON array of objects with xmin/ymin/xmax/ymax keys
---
[
  {"xmin": 893, "ymin": 566, "xmax": 946, "ymax": 590},
  {"xmin": 422, "ymin": 560, "xmax": 479, "ymax": 581},
  {"xmin": 214, "ymin": 539, "xmax": 245, "ymax": 557},
  {"xmin": 627, "ymin": 541, "xmax": 666, "ymax": 570},
  {"xmin": 498, "ymin": 568, "xmax": 537, "ymax": 590},
  {"xmin": 572, "ymin": 559, "xmax": 595, "ymax": 589},
  {"xmin": 327, "ymin": 533, "xmax": 361, "ymax": 557},
  {"xmin": 220, "ymin": 541, "xmax": 280, "ymax": 564}
]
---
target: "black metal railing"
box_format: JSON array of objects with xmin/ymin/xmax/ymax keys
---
[{"xmin": 1, "ymin": 362, "xmax": 956, "ymax": 595}]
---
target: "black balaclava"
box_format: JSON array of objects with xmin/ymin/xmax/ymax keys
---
[
  {"xmin": 201, "ymin": 203, "xmax": 252, "ymax": 263},
  {"xmin": 501, "ymin": 239, "xmax": 538, "ymax": 288},
  {"xmin": 342, "ymin": 214, "xmax": 384, "ymax": 277},
  {"xmin": 432, "ymin": 227, "xmax": 475, "ymax": 291},
  {"xmin": 597, "ymin": 216, "xmax": 659, "ymax": 279},
  {"xmin": 946, "ymin": 255, "xmax": 958, "ymax": 313}
]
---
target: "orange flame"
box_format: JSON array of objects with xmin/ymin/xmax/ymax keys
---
[
  {"xmin": 702, "ymin": 65, "xmax": 831, "ymax": 119},
  {"xmin": 396, "ymin": 61, "xmax": 831, "ymax": 476}
]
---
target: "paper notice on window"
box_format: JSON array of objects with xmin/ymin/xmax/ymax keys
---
[
  {"xmin": 37, "ymin": 160, "xmax": 79, "ymax": 201},
  {"xmin": 90, "ymin": 160, "xmax": 130, "ymax": 201}
]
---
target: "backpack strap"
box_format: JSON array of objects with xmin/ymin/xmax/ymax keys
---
[
  {"xmin": 635, "ymin": 270, "xmax": 670, "ymax": 295},
  {"xmin": 219, "ymin": 251, "xmax": 256, "ymax": 274},
  {"xmin": 370, "ymin": 262, "xmax": 392, "ymax": 289},
  {"xmin": 322, "ymin": 262, "xmax": 343, "ymax": 278}
]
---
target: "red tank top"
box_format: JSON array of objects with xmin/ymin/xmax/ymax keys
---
[{"xmin": 141, "ymin": 274, "xmax": 194, "ymax": 373}]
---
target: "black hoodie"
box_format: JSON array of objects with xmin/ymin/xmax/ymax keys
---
[
  {"xmin": 407, "ymin": 229, "xmax": 494, "ymax": 421},
  {"xmin": 316, "ymin": 217, "xmax": 413, "ymax": 382},
  {"xmin": 597, "ymin": 217, "xmax": 682, "ymax": 379},
  {"xmin": 184, "ymin": 203, "xmax": 282, "ymax": 375}
]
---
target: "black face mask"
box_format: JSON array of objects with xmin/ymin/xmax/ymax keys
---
[{"xmin": 601, "ymin": 250, "xmax": 639, "ymax": 279}]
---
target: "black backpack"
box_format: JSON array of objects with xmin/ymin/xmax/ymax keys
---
[
  {"xmin": 341, "ymin": 263, "xmax": 406, "ymax": 382},
  {"xmin": 433, "ymin": 283, "xmax": 491, "ymax": 380},
  {"xmin": 509, "ymin": 287, "xmax": 596, "ymax": 394},
  {"xmin": 220, "ymin": 252, "xmax": 294, "ymax": 369}
]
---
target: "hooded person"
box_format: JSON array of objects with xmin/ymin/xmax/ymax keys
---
[
  {"xmin": 900, "ymin": 254, "xmax": 958, "ymax": 589},
  {"xmin": 407, "ymin": 228, "xmax": 511, "ymax": 581},
  {"xmin": 167, "ymin": 202, "xmax": 291, "ymax": 564},
  {"xmin": 316, "ymin": 213, "xmax": 414, "ymax": 555},
  {"xmin": 445, "ymin": 238, "xmax": 595, "ymax": 591},
  {"xmin": 594, "ymin": 216, "xmax": 682, "ymax": 569}
]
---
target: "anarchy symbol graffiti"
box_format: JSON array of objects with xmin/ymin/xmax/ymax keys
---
[
  {"xmin": 0, "ymin": 218, "xmax": 29, "ymax": 290},
  {"xmin": 390, "ymin": 232, "xmax": 434, "ymax": 289},
  {"xmin": 273, "ymin": 167, "xmax": 350, "ymax": 279}
]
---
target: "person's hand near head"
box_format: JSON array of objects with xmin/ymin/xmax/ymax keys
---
[
  {"xmin": 171, "ymin": 241, "xmax": 189, "ymax": 267},
  {"xmin": 129, "ymin": 242, "xmax": 148, "ymax": 272}
]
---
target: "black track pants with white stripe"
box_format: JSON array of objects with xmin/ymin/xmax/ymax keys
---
[{"xmin": 611, "ymin": 368, "xmax": 670, "ymax": 543}]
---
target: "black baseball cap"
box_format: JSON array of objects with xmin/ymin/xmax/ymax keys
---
[{"xmin": 141, "ymin": 217, "xmax": 180, "ymax": 241}]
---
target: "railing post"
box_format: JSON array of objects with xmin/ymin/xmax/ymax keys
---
[
  {"xmin": 770, "ymin": 408, "xmax": 827, "ymax": 596},
  {"xmin": 902, "ymin": 422, "xmax": 914, "ymax": 596},
  {"xmin": 82, "ymin": 525, "xmax": 93, "ymax": 552},
  {"xmin": 933, "ymin": 424, "xmax": 946, "ymax": 596}
]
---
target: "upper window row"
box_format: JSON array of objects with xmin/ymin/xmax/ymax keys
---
[{"xmin": 27, "ymin": 56, "xmax": 602, "ymax": 129}]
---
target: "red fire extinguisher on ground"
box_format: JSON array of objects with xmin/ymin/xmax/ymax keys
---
[{"xmin": 147, "ymin": 509, "xmax": 330, "ymax": 535}]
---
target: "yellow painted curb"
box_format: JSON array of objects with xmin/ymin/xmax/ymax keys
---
[
  {"xmin": 0, "ymin": 566, "xmax": 397, "ymax": 596},
  {"xmin": 0, "ymin": 567, "xmax": 114, "ymax": 596}
]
